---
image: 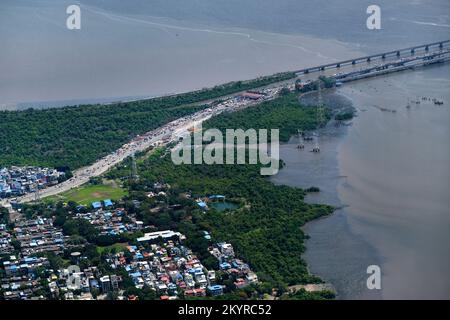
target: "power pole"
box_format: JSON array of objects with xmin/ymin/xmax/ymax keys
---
[
  {"xmin": 34, "ymin": 183, "xmax": 40, "ymax": 202},
  {"xmin": 297, "ymin": 129, "xmax": 304, "ymax": 149},
  {"xmin": 130, "ymin": 153, "xmax": 138, "ymax": 182},
  {"xmin": 313, "ymin": 78, "xmax": 324, "ymax": 153}
]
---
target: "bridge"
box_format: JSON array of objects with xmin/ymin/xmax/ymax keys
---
[
  {"xmin": 333, "ymin": 49, "xmax": 450, "ymax": 83},
  {"xmin": 295, "ymin": 40, "xmax": 450, "ymax": 75},
  {"xmin": 2, "ymin": 41, "xmax": 449, "ymax": 208}
]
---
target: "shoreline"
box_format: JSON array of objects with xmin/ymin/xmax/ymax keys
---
[{"xmin": 272, "ymin": 90, "xmax": 381, "ymax": 299}]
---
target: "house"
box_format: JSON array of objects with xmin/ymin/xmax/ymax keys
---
[
  {"xmin": 245, "ymin": 272, "xmax": 258, "ymax": 284},
  {"xmin": 99, "ymin": 275, "xmax": 111, "ymax": 292},
  {"xmin": 103, "ymin": 199, "xmax": 113, "ymax": 207},
  {"xmin": 184, "ymin": 288, "xmax": 206, "ymax": 297},
  {"xmin": 196, "ymin": 200, "xmax": 208, "ymax": 210},
  {"xmin": 219, "ymin": 262, "xmax": 231, "ymax": 270},
  {"xmin": 208, "ymin": 195, "xmax": 225, "ymax": 201},
  {"xmin": 202, "ymin": 231, "xmax": 211, "ymax": 241},
  {"xmin": 92, "ymin": 202, "xmax": 102, "ymax": 210},
  {"xmin": 218, "ymin": 243, "xmax": 235, "ymax": 257},
  {"xmin": 234, "ymin": 278, "xmax": 248, "ymax": 289},
  {"xmin": 137, "ymin": 230, "xmax": 182, "ymax": 243},
  {"xmin": 207, "ymin": 285, "xmax": 224, "ymax": 296},
  {"xmin": 207, "ymin": 270, "xmax": 216, "ymax": 282}
]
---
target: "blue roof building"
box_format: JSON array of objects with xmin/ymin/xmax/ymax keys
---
[
  {"xmin": 219, "ymin": 262, "xmax": 232, "ymax": 270},
  {"xmin": 130, "ymin": 272, "xmax": 142, "ymax": 278},
  {"xmin": 92, "ymin": 201, "xmax": 102, "ymax": 209},
  {"xmin": 197, "ymin": 201, "xmax": 208, "ymax": 209},
  {"xmin": 209, "ymin": 195, "xmax": 225, "ymax": 200},
  {"xmin": 202, "ymin": 230, "xmax": 211, "ymax": 240},
  {"xmin": 90, "ymin": 279, "xmax": 99, "ymax": 289},
  {"xmin": 134, "ymin": 253, "xmax": 144, "ymax": 260},
  {"xmin": 207, "ymin": 285, "xmax": 224, "ymax": 296},
  {"xmin": 104, "ymin": 199, "xmax": 113, "ymax": 207}
]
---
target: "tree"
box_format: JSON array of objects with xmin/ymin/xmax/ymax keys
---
[
  {"xmin": 0, "ymin": 208, "xmax": 10, "ymax": 225},
  {"xmin": 11, "ymin": 239, "xmax": 21, "ymax": 251}
]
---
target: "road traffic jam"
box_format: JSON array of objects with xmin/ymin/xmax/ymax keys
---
[{"xmin": 2, "ymin": 85, "xmax": 288, "ymax": 206}]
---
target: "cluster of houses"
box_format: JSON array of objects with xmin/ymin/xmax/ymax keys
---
[
  {"xmin": 1, "ymin": 227, "xmax": 259, "ymax": 300},
  {"xmin": 106, "ymin": 231, "xmax": 220, "ymax": 300},
  {"xmin": 0, "ymin": 216, "xmax": 69, "ymax": 300},
  {"xmin": 13, "ymin": 217, "xmax": 66, "ymax": 256},
  {"xmin": 75, "ymin": 207, "xmax": 144, "ymax": 237},
  {"xmin": 210, "ymin": 243, "xmax": 258, "ymax": 289},
  {"xmin": 103, "ymin": 231, "xmax": 258, "ymax": 300},
  {"xmin": 0, "ymin": 205, "xmax": 147, "ymax": 300},
  {"xmin": 0, "ymin": 224, "xmax": 14, "ymax": 255},
  {"xmin": 50, "ymin": 266, "xmax": 122, "ymax": 300},
  {"xmin": 0, "ymin": 217, "xmax": 77, "ymax": 300},
  {"xmin": 0, "ymin": 184, "xmax": 260, "ymax": 300},
  {"xmin": 1, "ymin": 255, "xmax": 50, "ymax": 300},
  {"xmin": 146, "ymin": 182, "xmax": 171, "ymax": 200},
  {"xmin": 1, "ymin": 253, "xmax": 125, "ymax": 300},
  {"xmin": 0, "ymin": 166, "xmax": 65, "ymax": 199},
  {"xmin": 1, "ymin": 216, "xmax": 124, "ymax": 301}
]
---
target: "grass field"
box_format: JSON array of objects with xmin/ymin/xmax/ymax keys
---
[
  {"xmin": 45, "ymin": 183, "xmax": 127, "ymax": 205},
  {"xmin": 96, "ymin": 243, "xmax": 128, "ymax": 255}
]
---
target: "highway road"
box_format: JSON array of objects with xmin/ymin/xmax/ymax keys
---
[
  {"xmin": 2, "ymin": 44, "xmax": 448, "ymax": 208},
  {"xmin": 0, "ymin": 86, "xmax": 284, "ymax": 207}
]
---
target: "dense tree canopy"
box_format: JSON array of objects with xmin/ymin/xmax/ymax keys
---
[
  {"xmin": 0, "ymin": 72, "xmax": 295, "ymax": 169},
  {"xmin": 204, "ymin": 93, "xmax": 330, "ymax": 142},
  {"xmin": 107, "ymin": 92, "xmax": 334, "ymax": 287}
]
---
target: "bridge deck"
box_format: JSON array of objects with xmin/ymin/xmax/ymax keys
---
[{"xmin": 295, "ymin": 40, "xmax": 450, "ymax": 74}]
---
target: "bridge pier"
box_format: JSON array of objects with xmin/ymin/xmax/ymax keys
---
[{"xmin": 293, "ymin": 41, "xmax": 449, "ymax": 78}]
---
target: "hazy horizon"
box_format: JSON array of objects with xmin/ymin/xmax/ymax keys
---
[{"xmin": 1, "ymin": 0, "xmax": 449, "ymax": 108}]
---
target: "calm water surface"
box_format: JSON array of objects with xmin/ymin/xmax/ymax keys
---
[{"xmin": 272, "ymin": 64, "xmax": 450, "ymax": 299}]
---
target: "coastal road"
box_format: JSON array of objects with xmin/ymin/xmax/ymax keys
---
[
  {"xmin": 0, "ymin": 86, "xmax": 282, "ymax": 207},
  {"xmin": 2, "ymin": 45, "xmax": 448, "ymax": 207}
]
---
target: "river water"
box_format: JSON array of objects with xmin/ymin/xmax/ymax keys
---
[
  {"xmin": 2, "ymin": 0, "xmax": 450, "ymax": 109},
  {"xmin": 272, "ymin": 63, "xmax": 450, "ymax": 299}
]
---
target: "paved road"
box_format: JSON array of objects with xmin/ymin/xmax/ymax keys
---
[
  {"xmin": 2, "ymin": 46, "xmax": 447, "ymax": 207},
  {"xmin": 0, "ymin": 86, "xmax": 284, "ymax": 207}
]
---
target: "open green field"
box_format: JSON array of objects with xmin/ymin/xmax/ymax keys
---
[
  {"xmin": 96, "ymin": 243, "xmax": 128, "ymax": 255},
  {"xmin": 45, "ymin": 183, "xmax": 127, "ymax": 205}
]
